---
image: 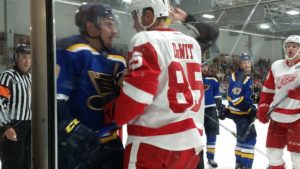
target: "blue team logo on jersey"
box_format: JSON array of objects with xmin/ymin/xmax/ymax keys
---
[
  {"xmin": 232, "ymin": 87, "xmax": 242, "ymax": 95},
  {"xmin": 87, "ymin": 71, "xmax": 116, "ymax": 110}
]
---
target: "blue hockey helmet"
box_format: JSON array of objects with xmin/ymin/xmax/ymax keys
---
[
  {"xmin": 239, "ymin": 53, "xmax": 251, "ymax": 61},
  {"xmin": 75, "ymin": 2, "xmax": 116, "ymax": 35}
]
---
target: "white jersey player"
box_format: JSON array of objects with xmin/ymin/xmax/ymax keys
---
[
  {"xmin": 257, "ymin": 35, "xmax": 300, "ymax": 169},
  {"xmin": 105, "ymin": 0, "xmax": 205, "ymax": 168}
]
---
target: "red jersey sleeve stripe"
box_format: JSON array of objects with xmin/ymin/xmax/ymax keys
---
[
  {"xmin": 125, "ymin": 73, "xmax": 159, "ymax": 96},
  {"xmin": 263, "ymin": 70, "xmax": 275, "ymax": 90},
  {"xmin": 259, "ymin": 91, "xmax": 274, "ymax": 105},
  {"xmin": 126, "ymin": 42, "xmax": 161, "ymax": 95},
  {"xmin": 262, "ymin": 87, "xmax": 275, "ymax": 93},
  {"xmin": 122, "ymin": 81, "xmax": 154, "ymax": 104},
  {"xmin": 114, "ymin": 90, "xmax": 147, "ymax": 126},
  {"xmin": 259, "ymin": 70, "xmax": 275, "ymax": 105}
]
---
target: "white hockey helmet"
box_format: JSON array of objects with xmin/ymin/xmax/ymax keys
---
[
  {"xmin": 129, "ymin": 0, "xmax": 169, "ymax": 29},
  {"xmin": 283, "ymin": 35, "xmax": 300, "ymax": 60}
]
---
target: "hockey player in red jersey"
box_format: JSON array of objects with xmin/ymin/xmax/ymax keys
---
[
  {"xmin": 105, "ymin": 0, "xmax": 205, "ymax": 168},
  {"xmin": 257, "ymin": 35, "xmax": 300, "ymax": 169}
]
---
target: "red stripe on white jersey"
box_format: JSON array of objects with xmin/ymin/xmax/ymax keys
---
[
  {"xmin": 127, "ymin": 118, "xmax": 201, "ymax": 136},
  {"xmin": 274, "ymin": 107, "xmax": 300, "ymax": 115}
]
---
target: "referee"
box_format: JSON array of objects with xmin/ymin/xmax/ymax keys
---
[{"xmin": 0, "ymin": 44, "xmax": 32, "ymax": 169}]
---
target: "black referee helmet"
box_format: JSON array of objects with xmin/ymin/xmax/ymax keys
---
[{"xmin": 14, "ymin": 44, "xmax": 31, "ymax": 62}]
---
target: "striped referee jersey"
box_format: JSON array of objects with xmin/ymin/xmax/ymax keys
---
[{"xmin": 0, "ymin": 67, "xmax": 32, "ymax": 126}]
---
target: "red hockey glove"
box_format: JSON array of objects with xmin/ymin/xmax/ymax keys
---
[
  {"xmin": 287, "ymin": 87, "xmax": 300, "ymax": 100},
  {"xmin": 257, "ymin": 103, "xmax": 270, "ymax": 123},
  {"xmin": 104, "ymin": 99, "xmax": 116, "ymax": 125}
]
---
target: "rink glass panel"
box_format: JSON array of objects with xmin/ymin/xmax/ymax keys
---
[{"xmin": 0, "ymin": 0, "xmax": 297, "ymax": 168}]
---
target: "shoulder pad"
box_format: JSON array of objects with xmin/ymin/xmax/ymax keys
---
[
  {"xmin": 56, "ymin": 35, "xmax": 87, "ymax": 50},
  {"xmin": 207, "ymin": 74, "xmax": 219, "ymax": 81},
  {"xmin": 107, "ymin": 54, "xmax": 126, "ymax": 66}
]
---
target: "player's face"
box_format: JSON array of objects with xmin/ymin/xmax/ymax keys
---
[
  {"xmin": 16, "ymin": 53, "xmax": 32, "ymax": 73},
  {"xmin": 285, "ymin": 42, "xmax": 300, "ymax": 60},
  {"xmin": 202, "ymin": 64, "xmax": 209, "ymax": 75},
  {"xmin": 240, "ymin": 60, "xmax": 251, "ymax": 73},
  {"xmin": 98, "ymin": 18, "xmax": 118, "ymax": 48}
]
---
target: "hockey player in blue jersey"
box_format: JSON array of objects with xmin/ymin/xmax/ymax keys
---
[
  {"xmin": 201, "ymin": 61, "xmax": 224, "ymax": 169},
  {"xmin": 56, "ymin": 2, "xmax": 126, "ymax": 169},
  {"xmin": 225, "ymin": 53, "xmax": 257, "ymax": 169}
]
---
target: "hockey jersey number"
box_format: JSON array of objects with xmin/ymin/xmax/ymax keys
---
[{"xmin": 168, "ymin": 61, "xmax": 203, "ymax": 113}]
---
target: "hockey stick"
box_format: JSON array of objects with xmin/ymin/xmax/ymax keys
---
[
  {"xmin": 241, "ymin": 95, "xmax": 288, "ymax": 142},
  {"xmin": 266, "ymin": 95, "xmax": 287, "ymax": 117},
  {"xmin": 241, "ymin": 96, "xmax": 288, "ymax": 144},
  {"xmin": 204, "ymin": 113, "xmax": 268, "ymax": 157},
  {"xmin": 204, "ymin": 113, "xmax": 252, "ymax": 142},
  {"xmin": 204, "ymin": 113, "xmax": 237, "ymax": 138},
  {"xmin": 239, "ymin": 120, "xmax": 255, "ymax": 142}
]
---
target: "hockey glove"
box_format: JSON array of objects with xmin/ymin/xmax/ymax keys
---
[
  {"xmin": 193, "ymin": 23, "xmax": 219, "ymax": 53},
  {"xmin": 215, "ymin": 98, "xmax": 223, "ymax": 112},
  {"xmin": 218, "ymin": 105, "xmax": 228, "ymax": 120},
  {"xmin": 287, "ymin": 87, "xmax": 300, "ymax": 100},
  {"xmin": 251, "ymin": 94, "xmax": 260, "ymax": 104},
  {"xmin": 257, "ymin": 103, "xmax": 270, "ymax": 123},
  {"xmin": 58, "ymin": 119, "xmax": 120, "ymax": 168},
  {"xmin": 58, "ymin": 119, "xmax": 98, "ymax": 151}
]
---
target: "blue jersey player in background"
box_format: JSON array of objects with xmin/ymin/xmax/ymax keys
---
[
  {"xmin": 201, "ymin": 61, "xmax": 224, "ymax": 169},
  {"xmin": 225, "ymin": 53, "xmax": 257, "ymax": 169},
  {"xmin": 56, "ymin": 2, "xmax": 126, "ymax": 169}
]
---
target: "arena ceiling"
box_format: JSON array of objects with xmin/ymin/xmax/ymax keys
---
[
  {"xmin": 182, "ymin": 0, "xmax": 300, "ymax": 38},
  {"xmin": 57, "ymin": 0, "xmax": 300, "ymax": 39}
]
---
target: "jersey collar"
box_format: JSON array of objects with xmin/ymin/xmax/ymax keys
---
[{"xmin": 151, "ymin": 27, "xmax": 176, "ymax": 32}]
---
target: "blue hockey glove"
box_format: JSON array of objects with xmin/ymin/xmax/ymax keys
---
[{"xmin": 59, "ymin": 118, "xmax": 98, "ymax": 151}]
